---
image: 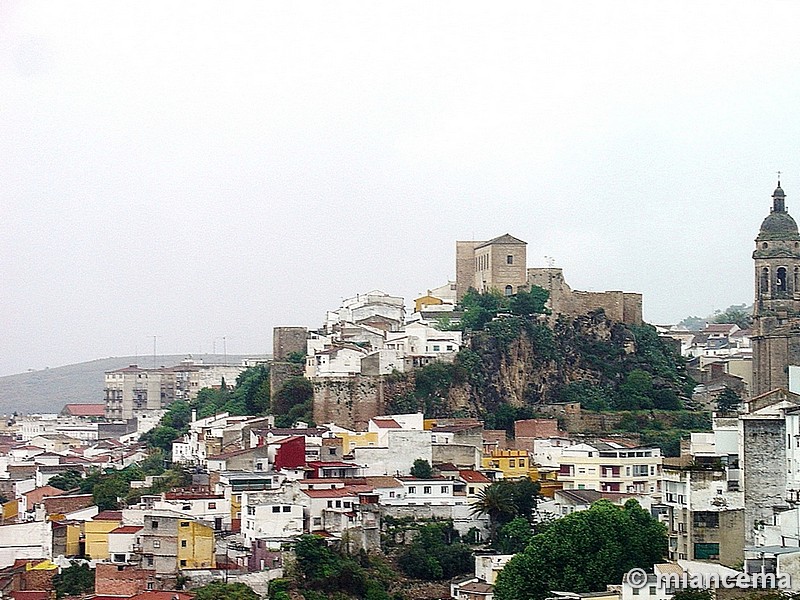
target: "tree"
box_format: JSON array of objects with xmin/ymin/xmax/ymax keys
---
[
  {"xmin": 617, "ymin": 369, "xmax": 654, "ymax": 410},
  {"xmin": 494, "ymin": 500, "xmax": 667, "ymax": 600},
  {"xmin": 140, "ymin": 425, "xmax": 181, "ymax": 453},
  {"xmin": 716, "ymin": 387, "xmax": 741, "ymax": 414},
  {"xmin": 712, "ymin": 304, "xmax": 752, "ymax": 330},
  {"xmin": 397, "ymin": 523, "xmax": 473, "ymax": 580},
  {"xmin": 495, "ymin": 516, "xmax": 533, "ymax": 553},
  {"xmin": 410, "ymin": 459, "xmax": 433, "ymax": 479},
  {"xmin": 509, "ymin": 286, "xmax": 549, "ymax": 316},
  {"xmin": 233, "ymin": 365, "xmax": 271, "ymax": 414},
  {"xmin": 509, "ymin": 478, "xmax": 540, "ymax": 520},
  {"xmin": 470, "ymin": 482, "xmax": 517, "ymax": 540},
  {"xmin": 272, "ymin": 376, "xmax": 314, "ymax": 427},
  {"xmin": 194, "ymin": 582, "xmax": 259, "ymax": 600},
  {"xmin": 53, "ymin": 563, "xmax": 94, "ymax": 599},
  {"xmin": 48, "ymin": 470, "xmax": 83, "ymax": 491}
]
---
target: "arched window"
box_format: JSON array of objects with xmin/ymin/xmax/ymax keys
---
[
  {"xmin": 778, "ymin": 267, "xmax": 788, "ymax": 293},
  {"xmin": 795, "ymin": 267, "xmax": 799, "ymax": 292},
  {"xmin": 504, "ymin": 285, "xmax": 513, "ymax": 296},
  {"xmin": 761, "ymin": 267, "xmax": 770, "ymax": 295}
]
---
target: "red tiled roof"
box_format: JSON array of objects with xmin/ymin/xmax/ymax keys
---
[
  {"xmin": 93, "ymin": 510, "xmax": 123, "ymax": 521},
  {"xmin": 459, "ymin": 470, "xmax": 491, "ymax": 484},
  {"xmin": 11, "ymin": 591, "xmax": 50, "ymax": 600},
  {"xmin": 372, "ymin": 418, "xmax": 401, "ymax": 428},
  {"xmin": 109, "ymin": 525, "xmax": 143, "ymax": 534},
  {"xmin": 62, "ymin": 403, "xmax": 106, "ymax": 417},
  {"xmin": 129, "ymin": 592, "xmax": 194, "ymax": 600},
  {"xmin": 24, "ymin": 485, "xmax": 66, "ymax": 504}
]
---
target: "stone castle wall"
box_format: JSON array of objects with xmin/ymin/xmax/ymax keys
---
[
  {"xmin": 312, "ymin": 376, "xmax": 387, "ymax": 430},
  {"xmin": 527, "ymin": 267, "xmax": 642, "ymax": 325},
  {"xmin": 742, "ymin": 416, "xmax": 786, "ymax": 546},
  {"xmin": 269, "ymin": 361, "xmax": 304, "ymax": 396},
  {"xmin": 272, "ymin": 327, "xmax": 308, "ymax": 362},
  {"xmin": 455, "ymin": 241, "xmax": 481, "ymax": 300}
]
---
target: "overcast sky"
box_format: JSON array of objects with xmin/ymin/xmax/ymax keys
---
[{"xmin": 2, "ymin": 1, "xmax": 799, "ymax": 376}]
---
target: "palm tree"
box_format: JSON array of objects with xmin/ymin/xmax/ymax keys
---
[{"xmin": 470, "ymin": 482, "xmax": 517, "ymax": 542}]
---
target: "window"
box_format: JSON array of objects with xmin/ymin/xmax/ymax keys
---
[
  {"xmin": 423, "ymin": 486, "xmax": 432, "ymax": 494},
  {"xmin": 329, "ymin": 448, "xmax": 337, "ymax": 455},
  {"xmin": 504, "ymin": 285, "xmax": 513, "ymax": 296},
  {"xmin": 507, "ymin": 255, "xmax": 513, "ymax": 265},
  {"xmin": 408, "ymin": 486, "xmax": 416, "ymax": 494},
  {"xmin": 153, "ymin": 540, "xmax": 161, "ymax": 548},
  {"xmin": 649, "ymin": 587, "xmax": 656, "ymax": 595},
  {"xmin": 151, "ymin": 520, "xmax": 159, "ymax": 529},
  {"xmin": 208, "ymin": 502, "xmax": 216, "ymax": 509},
  {"xmin": 247, "ymin": 506, "xmax": 255, "ymax": 516},
  {"xmin": 468, "ymin": 487, "xmax": 475, "ymax": 495},
  {"xmin": 180, "ymin": 522, "xmax": 189, "ymax": 527},
  {"xmin": 433, "ymin": 345, "xmax": 440, "ymax": 352},
  {"xmin": 272, "ymin": 506, "xmax": 281, "ymax": 513},
  {"xmin": 633, "ymin": 588, "xmax": 640, "ymax": 596},
  {"xmin": 778, "ymin": 266, "xmax": 788, "ymax": 292},
  {"xmin": 180, "ymin": 560, "xmax": 187, "ymax": 567},
  {"xmin": 509, "ymin": 459, "xmax": 516, "ymax": 468},
  {"xmin": 182, "ymin": 504, "xmax": 191, "ymax": 510},
  {"xmin": 114, "ymin": 554, "xmax": 126, "ymax": 563},
  {"xmin": 283, "ymin": 505, "xmax": 291, "ymax": 512},
  {"xmin": 147, "ymin": 556, "xmax": 154, "ymax": 566},
  {"xmin": 335, "ymin": 500, "xmax": 342, "ymax": 508},
  {"xmin": 344, "ymin": 501, "xmax": 351, "ymax": 508},
  {"xmin": 441, "ymin": 486, "xmax": 448, "ymax": 494},
  {"xmin": 181, "ymin": 540, "xmax": 187, "ymax": 548},
  {"xmin": 313, "ymin": 517, "xmax": 322, "ymax": 526},
  {"xmin": 327, "ymin": 500, "xmax": 333, "ymax": 508}
]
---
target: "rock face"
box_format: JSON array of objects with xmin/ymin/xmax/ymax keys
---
[
  {"xmin": 382, "ymin": 309, "xmax": 692, "ymax": 419},
  {"xmin": 311, "ymin": 309, "xmax": 692, "ymax": 428}
]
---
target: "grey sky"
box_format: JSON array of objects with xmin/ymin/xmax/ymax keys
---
[{"xmin": 1, "ymin": 1, "xmax": 797, "ymax": 376}]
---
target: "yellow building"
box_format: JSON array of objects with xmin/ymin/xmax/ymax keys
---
[
  {"xmin": 84, "ymin": 511, "xmax": 123, "ymax": 560},
  {"xmin": 481, "ymin": 449, "xmax": 532, "ymax": 479},
  {"xmin": 177, "ymin": 520, "xmax": 215, "ymax": 570},
  {"xmin": 333, "ymin": 430, "xmax": 379, "ymax": 454}
]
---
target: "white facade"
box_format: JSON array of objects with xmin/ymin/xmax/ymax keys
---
[
  {"xmin": 324, "ymin": 290, "xmax": 405, "ymax": 333},
  {"xmin": 0, "ymin": 521, "xmax": 52, "ymax": 567},
  {"xmin": 352, "ymin": 429, "xmax": 433, "ymax": 476},
  {"xmin": 305, "ymin": 345, "xmax": 368, "ymax": 378},
  {"xmin": 558, "ymin": 442, "xmax": 662, "ymax": 494},
  {"xmin": 385, "ymin": 322, "xmax": 462, "ymax": 356},
  {"xmin": 242, "ymin": 501, "xmax": 304, "ymax": 542}
]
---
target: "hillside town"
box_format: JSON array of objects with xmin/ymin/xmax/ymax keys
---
[{"xmin": 0, "ymin": 184, "xmax": 799, "ymax": 600}]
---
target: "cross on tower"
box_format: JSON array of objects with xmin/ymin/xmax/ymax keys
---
[{"xmin": 778, "ymin": 170, "xmax": 782, "ymax": 185}]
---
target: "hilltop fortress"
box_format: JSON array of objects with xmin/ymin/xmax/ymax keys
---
[{"xmin": 455, "ymin": 234, "xmax": 643, "ymax": 325}]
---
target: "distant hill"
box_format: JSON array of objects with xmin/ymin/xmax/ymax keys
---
[{"xmin": 0, "ymin": 354, "xmax": 263, "ymax": 415}]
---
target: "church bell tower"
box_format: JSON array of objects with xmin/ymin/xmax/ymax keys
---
[{"xmin": 751, "ymin": 180, "xmax": 800, "ymax": 395}]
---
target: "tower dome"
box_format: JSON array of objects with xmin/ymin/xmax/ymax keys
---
[{"xmin": 757, "ymin": 181, "xmax": 799, "ymax": 241}]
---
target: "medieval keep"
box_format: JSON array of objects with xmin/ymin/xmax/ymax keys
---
[{"xmin": 752, "ymin": 181, "xmax": 800, "ymax": 395}]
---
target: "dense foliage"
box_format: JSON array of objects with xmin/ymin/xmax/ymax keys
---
[
  {"xmin": 494, "ymin": 500, "xmax": 667, "ymax": 600},
  {"xmin": 53, "ymin": 563, "xmax": 94, "ymax": 599},
  {"xmin": 388, "ymin": 289, "xmax": 698, "ymax": 435},
  {"xmin": 194, "ymin": 582, "xmax": 260, "ymax": 600},
  {"xmin": 716, "ymin": 387, "xmax": 742, "ymax": 413},
  {"xmin": 49, "ymin": 458, "xmax": 191, "ymax": 510},
  {"xmin": 293, "ymin": 535, "xmax": 394, "ymax": 600},
  {"xmin": 271, "ymin": 376, "xmax": 314, "ymax": 427},
  {"xmin": 409, "ymin": 458, "xmax": 433, "ymax": 479},
  {"xmin": 141, "ymin": 365, "xmax": 271, "ymax": 453},
  {"xmin": 396, "ymin": 522, "xmax": 473, "ymax": 580},
  {"xmin": 469, "ymin": 479, "xmax": 540, "ymax": 542}
]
